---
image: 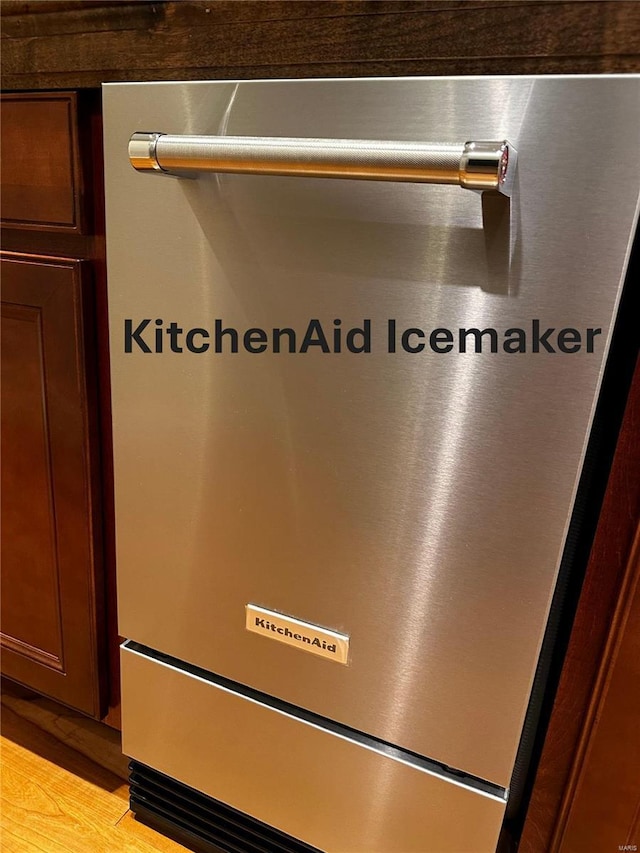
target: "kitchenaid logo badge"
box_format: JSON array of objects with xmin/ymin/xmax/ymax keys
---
[{"xmin": 245, "ymin": 605, "xmax": 349, "ymax": 665}]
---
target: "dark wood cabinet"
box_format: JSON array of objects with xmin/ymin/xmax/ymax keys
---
[
  {"xmin": 0, "ymin": 90, "xmax": 115, "ymax": 721},
  {"xmin": 1, "ymin": 254, "xmax": 105, "ymax": 716}
]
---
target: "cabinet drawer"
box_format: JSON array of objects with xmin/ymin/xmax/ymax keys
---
[{"xmin": 1, "ymin": 93, "xmax": 85, "ymax": 233}]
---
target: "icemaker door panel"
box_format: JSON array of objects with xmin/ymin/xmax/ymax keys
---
[{"xmin": 104, "ymin": 77, "xmax": 640, "ymax": 787}]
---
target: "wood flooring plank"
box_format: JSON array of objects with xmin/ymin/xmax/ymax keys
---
[
  {"xmin": 1, "ymin": 690, "xmax": 128, "ymax": 781},
  {"xmin": 0, "ymin": 706, "xmax": 186, "ymax": 852},
  {"xmin": 1, "ymin": 705, "xmax": 128, "ymax": 797}
]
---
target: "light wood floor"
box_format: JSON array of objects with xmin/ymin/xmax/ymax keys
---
[{"xmin": 1, "ymin": 684, "xmax": 187, "ymax": 853}]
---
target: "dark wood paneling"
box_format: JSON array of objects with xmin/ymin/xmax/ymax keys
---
[
  {"xmin": 1, "ymin": 1, "xmax": 639, "ymax": 90},
  {"xmin": 1, "ymin": 302, "xmax": 65, "ymax": 671},
  {"xmin": 557, "ymin": 529, "xmax": 640, "ymax": 851},
  {"xmin": 1, "ymin": 252, "xmax": 105, "ymax": 717},
  {"xmin": 1, "ymin": 93, "xmax": 84, "ymax": 232},
  {"xmin": 86, "ymin": 97, "xmax": 121, "ymax": 729},
  {"xmin": 520, "ymin": 356, "xmax": 640, "ymax": 852}
]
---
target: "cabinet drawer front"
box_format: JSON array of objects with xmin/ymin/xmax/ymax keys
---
[{"xmin": 1, "ymin": 93, "xmax": 84, "ymax": 233}]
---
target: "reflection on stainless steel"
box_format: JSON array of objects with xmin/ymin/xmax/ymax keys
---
[
  {"xmin": 128, "ymin": 131, "xmax": 517, "ymax": 195},
  {"xmin": 104, "ymin": 76, "xmax": 640, "ymax": 852}
]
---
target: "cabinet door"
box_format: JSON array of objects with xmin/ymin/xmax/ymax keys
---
[{"xmin": 1, "ymin": 252, "xmax": 105, "ymax": 717}]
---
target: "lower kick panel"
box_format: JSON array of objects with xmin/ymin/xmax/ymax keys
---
[
  {"xmin": 130, "ymin": 761, "xmax": 320, "ymax": 853},
  {"xmin": 121, "ymin": 644, "xmax": 506, "ymax": 853}
]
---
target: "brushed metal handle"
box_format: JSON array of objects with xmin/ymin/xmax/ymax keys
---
[{"xmin": 129, "ymin": 132, "xmax": 517, "ymax": 196}]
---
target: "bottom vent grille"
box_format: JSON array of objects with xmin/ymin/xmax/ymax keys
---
[{"xmin": 129, "ymin": 761, "xmax": 323, "ymax": 853}]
